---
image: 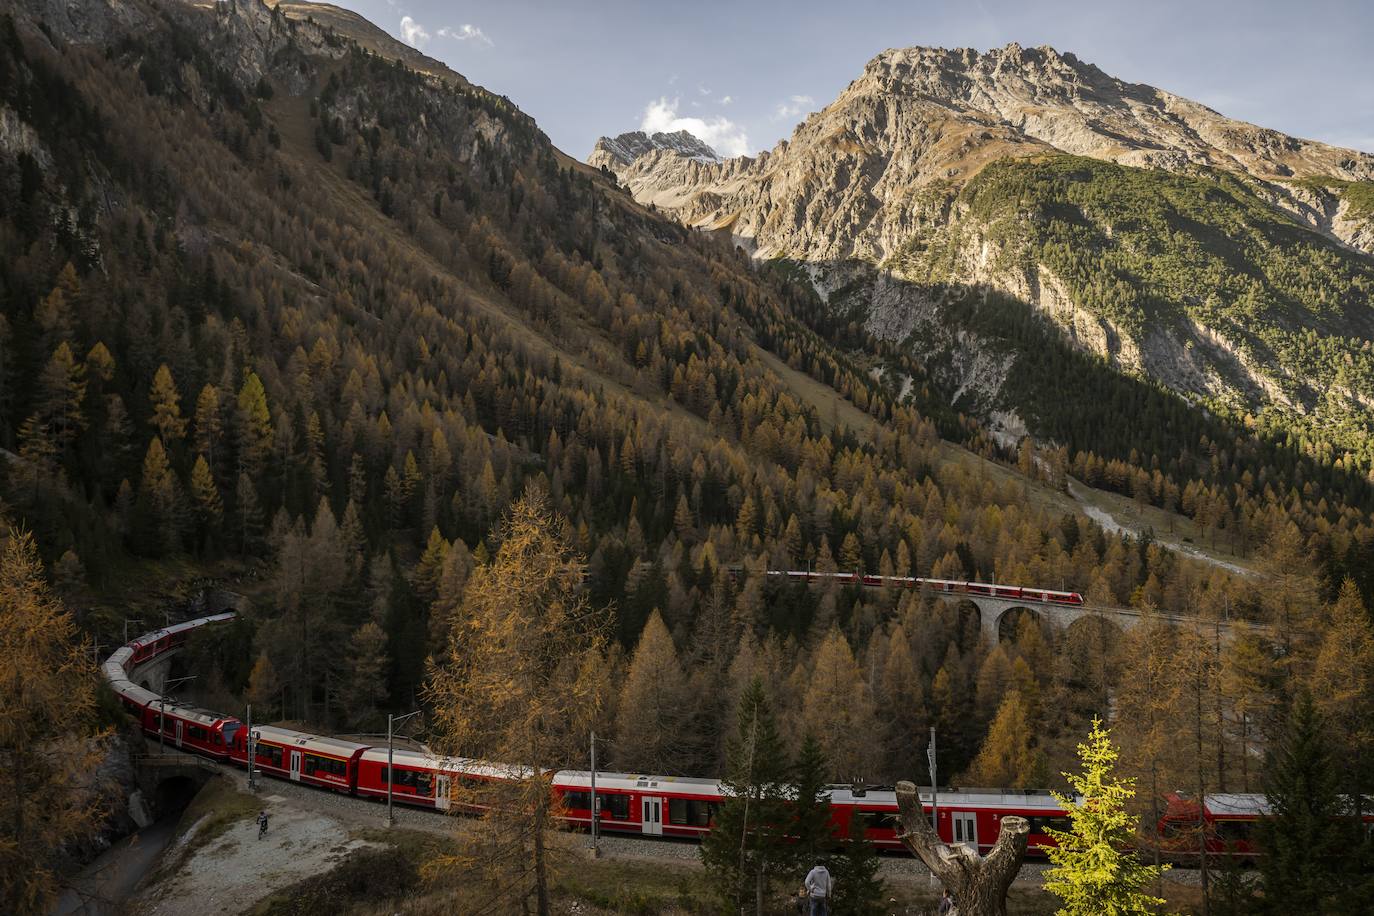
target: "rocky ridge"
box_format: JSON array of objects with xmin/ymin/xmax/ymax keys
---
[
  {"xmin": 590, "ymin": 129, "xmax": 720, "ymax": 168},
  {"xmin": 591, "ymin": 42, "xmax": 1374, "ymax": 438}
]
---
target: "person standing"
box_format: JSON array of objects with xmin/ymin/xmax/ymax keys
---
[
  {"xmin": 257, "ymin": 809, "xmax": 269, "ymax": 839},
  {"xmin": 938, "ymin": 888, "xmax": 955, "ymax": 914},
  {"xmin": 804, "ymin": 860, "xmax": 833, "ymax": 916}
]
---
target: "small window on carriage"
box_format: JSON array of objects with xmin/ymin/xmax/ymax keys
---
[
  {"xmin": 668, "ymin": 798, "xmax": 688, "ymax": 825},
  {"xmin": 563, "ymin": 791, "xmax": 591, "ymax": 811},
  {"xmin": 600, "ymin": 793, "xmax": 630, "ymax": 819},
  {"xmin": 690, "ymin": 801, "xmax": 713, "ymax": 827}
]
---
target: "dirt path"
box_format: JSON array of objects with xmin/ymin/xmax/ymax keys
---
[{"xmin": 132, "ymin": 794, "xmax": 379, "ymax": 916}]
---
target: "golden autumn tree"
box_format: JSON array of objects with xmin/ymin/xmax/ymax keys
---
[
  {"xmin": 0, "ymin": 525, "xmax": 106, "ymax": 912},
  {"xmin": 425, "ymin": 488, "xmax": 609, "ymax": 916},
  {"xmin": 615, "ymin": 608, "xmax": 691, "ymax": 774},
  {"xmin": 962, "ymin": 690, "xmax": 1044, "ymax": 788}
]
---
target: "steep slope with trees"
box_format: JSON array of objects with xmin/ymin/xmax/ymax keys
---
[{"xmin": 4, "ymin": 6, "xmax": 1374, "ymax": 904}]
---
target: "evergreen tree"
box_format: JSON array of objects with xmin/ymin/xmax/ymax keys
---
[
  {"xmin": 830, "ymin": 803, "xmax": 887, "ymax": 916},
  {"xmin": 1256, "ymin": 693, "xmax": 1356, "ymax": 914},
  {"xmin": 338, "ymin": 621, "xmax": 389, "ymax": 728},
  {"xmin": 1043, "ymin": 718, "xmax": 1167, "ymax": 916},
  {"xmin": 701, "ymin": 677, "xmax": 795, "ymax": 916},
  {"xmin": 791, "ymin": 732, "xmax": 835, "ymax": 866}
]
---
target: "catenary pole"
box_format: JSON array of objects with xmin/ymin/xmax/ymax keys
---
[{"xmin": 386, "ymin": 710, "xmax": 420, "ymax": 827}]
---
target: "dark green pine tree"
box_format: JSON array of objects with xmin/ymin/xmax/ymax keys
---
[
  {"xmin": 1256, "ymin": 692, "xmax": 1354, "ymax": 915},
  {"xmin": 830, "ymin": 805, "xmax": 887, "ymax": 916},
  {"xmin": 700, "ymin": 678, "xmax": 795, "ymax": 916},
  {"xmin": 792, "ymin": 732, "xmax": 836, "ymax": 867}
]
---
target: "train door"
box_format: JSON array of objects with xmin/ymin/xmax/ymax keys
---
[
  {"xmin": 641, "ymin": 796, "xmax": 663, "ymax": 836},
  {"xmin": 174, "ymin": 720, "xmax": 183, "ymax": 749},
  {"xmin": 952, "ymin": 811, "xmax": 977, "ymax": 848},
  {"xmin": 435, "ymin": 775, "xmax": 451, "ymax": 811},
  {"xmin": 289, "ymin": 750, "xmax": 302, "ymax": 781}
]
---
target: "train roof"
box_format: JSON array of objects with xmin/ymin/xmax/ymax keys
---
[
  {"xmin": 108, "ymin": 678, "xmax": 161, "ymax": 708},
  {"xmin": 1204, "ymin": 794, "xmax": 1271, "ymax": 817},
  {"xmin": 129, "ymin": 612, "xmax": 237, "ymax": 649},
  {"xmin": 107, "ymin": 646, "xmax": 134, "ymax": 672},
  {"xmin": 826, "ymin": 786, "xmax": 1068, "ymax": 810},
  {"xmin": 162, "ymin": 703, "xmax": 235, "ymax": 727},
  {"xmin": 250, "ymin": 726, "xmax": 369, "ymax": 757},
  {"xmin": 356, "ymin": 747, "xmax": 544, "ymax": 780},
  {"xmin": 554, "ymin": 770, "xmax": 723, "ymax": 794}
]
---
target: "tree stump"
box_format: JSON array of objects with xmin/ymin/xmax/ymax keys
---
[{"xmin": 894, "ymin": 781, "xmax": 1030, "ymax": 916}]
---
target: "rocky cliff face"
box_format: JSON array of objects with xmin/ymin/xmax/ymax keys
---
[
  {"xmin": 590, "ymin": 129, "xmax": 720, "ymax": 168},
  {"xmin": 592, "ymin": 43, "xmax": 1374, "ymax": 437}
]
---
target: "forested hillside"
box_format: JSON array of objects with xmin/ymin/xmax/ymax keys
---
[{"xmin": 1, "ymin": 0, "xmax": 1373, "ymax": 856}]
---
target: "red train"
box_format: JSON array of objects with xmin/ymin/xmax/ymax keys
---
[
  {"xmin": 1158, "ymin": 792, "xmax": 1374, "ymax": 861},
  {"xmin": 762, "ymin": 570, "xmax": 1085, "ymax": 607},
  {"xmin": 103, "ymin": 613, "xmax": 1075, "ymax": 854}
]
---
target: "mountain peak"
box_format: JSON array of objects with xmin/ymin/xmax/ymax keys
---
[{"xmin": 589, "ymin": 129, "xmax": 720, "ymax": 169}]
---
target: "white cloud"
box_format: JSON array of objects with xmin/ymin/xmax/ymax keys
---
[
  {"xmin": 641, "ymin": 97, "xmax": 750, "ymax": 158},
  {"xmin": 438, "ymin": 24, "xmax": 493, "ymax": 46},
  {"xmin": 698, "ymin": 84, "xmax": 712, "ymax": 96},
  {"xmin": 719, "ymin": 95, "xmax": 733, "ymax": 106},
  {"xmin": 772, "ymin": 94, "xmax": 815, "ymax": 121},
  {"xmin": 399, "ymin": 15, "xmax": 429, "ymax": 48}
]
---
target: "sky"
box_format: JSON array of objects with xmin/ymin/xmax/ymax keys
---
[{"xmin": 337, "ymin": 0, "xmax": 1374, "ymax": 161}]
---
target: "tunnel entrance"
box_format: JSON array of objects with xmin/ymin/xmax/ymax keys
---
[{"xmin": 153, "ymin": 775, "xmax": 200, "ymax": 819}]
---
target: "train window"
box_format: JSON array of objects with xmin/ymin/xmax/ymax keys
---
[
  {"xmin": 256, "ymin": 745, "xmax": 284, "ymax": 768},
  {"xmin": 669, "ymin": 798, "xmax": 687, "ymax": 825},
  {"xmin": 1031, "ymin": 817, "xmax": 1072, "ymax": 835},
  {"xmin": 688, "ymin": 800, "xmax": 713, "ymax": 827},
  {"xmin": 1215, "ymin": 821, "xmax": 1254, "ymax": 842},
  {"xmin": 188, "ymin": 725, "xmax": 208, "ymax": 741},
  {"xmin": 599, "ymin": 793, "xmax": 630, "ymax": 820},
  {"xmin": 563, "ymin": 791, "xmax": 591, "ymax": 811}
]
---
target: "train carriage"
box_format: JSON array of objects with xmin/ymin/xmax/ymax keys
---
[
  {"xmin": 553, "ymin": 771, "xmax": 724, "ymax": 838},
  {"xmin": 141, "ymin": 703, "xmax": 241, "ymax": 760},
  {"xmin": 827, "ymin": 787, "xmax": 1071, "ymax": 855},
  {"xmin": 230, "ymin": 726, "xmax": 368, "ymax": 792}
]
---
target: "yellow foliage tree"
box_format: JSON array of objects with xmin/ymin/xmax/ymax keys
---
[
  {"xmin": 425, "ymin": 489, "xmax": 608, "ymax": 916},
  {"xmin": 961, "ymin": 690, "xmax": 1044, "ymax": 788},
  {"xmin": 0, "ymin": 526, "xmax": 106, "ymax": 912},
  {"xmin": 614, "ymin": 609, "xmax": 690, "ymax": 773}
]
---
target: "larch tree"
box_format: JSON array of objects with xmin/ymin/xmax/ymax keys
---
[
  {"xmin": 424, "ymin": 489, "xmax": 608, "ymax": 916},
  {"xmin": 801, "ymin": 627, "xmax": 880, "ymax": 781},
  {"xmin": 235, "ymin": 371, "xmax": 273, "ymax": 477},
  {"xmin": 614, "ymin": 609, "xmax": 691, "ymax": 774},
  {"xmin": 149, "ymin": 363, "xmax": 186, "ymax": 445},
  {"xmin": 1308, "ymin": 578, "xmax": 1374, "ymax": 830},
  {"xmin": 1043, "ymin": 718, "xmax": 1166, "ymax": 916},
  {"xmin": 962, "ymin": 690, "xmax": 1043, "ymax": 788},
  {"xmin": 192, "ymin": 384, "xmax": 223, "ymax": 469},
  {"xmin": 0, "ymin": 526, "xmax": 106, "ymax": 913}
]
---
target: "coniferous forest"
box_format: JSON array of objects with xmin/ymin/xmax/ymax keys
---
[{"xmin": 3, "ymin": 1, "xmax": 1374, "ymax": 912}]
